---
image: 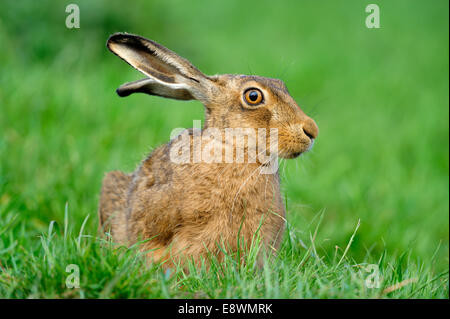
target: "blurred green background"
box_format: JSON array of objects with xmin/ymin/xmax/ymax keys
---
[{"xmin": 0, "ymin": 0, "xmax": 448, "ymax": 272}]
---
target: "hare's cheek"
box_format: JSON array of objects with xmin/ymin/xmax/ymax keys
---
[{"xmin": 255, "ymin": 108, "xmax": 272, "ymax": 124}]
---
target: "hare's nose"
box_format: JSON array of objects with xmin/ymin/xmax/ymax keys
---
[{"xmin": 302, "ymin": 118, "xmax": 319, "ymax": 140}]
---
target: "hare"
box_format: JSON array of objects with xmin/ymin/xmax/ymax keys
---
[{"xmin": 99, "ymin": 33, "xmax": 318, "ymax": 267}]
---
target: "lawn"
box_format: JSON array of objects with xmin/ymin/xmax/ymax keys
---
[{"xmin": 0, "ymin": 0, "xmax": 448, "ymax": 298}]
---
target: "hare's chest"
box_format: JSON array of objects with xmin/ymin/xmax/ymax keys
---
[
  {"xmin": 182, "ymin": 163, "xmax": 282, "ymax": 211},
  {"xmin": 177, "ymin": 164, "xmax": 285, "ymax": 243}
]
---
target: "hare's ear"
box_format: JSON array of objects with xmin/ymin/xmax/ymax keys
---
[
  {"xmin": 115, "ymin": 78, "xmax": 193, "ymax": 99},
  {"xmin": 107, "ymin": 33, "xmax": 213, "ymax": 101}
]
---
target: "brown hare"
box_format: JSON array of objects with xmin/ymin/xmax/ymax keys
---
[{"xmin": 99, "ymin": 33, "xmax": 318, "ymax": 268}]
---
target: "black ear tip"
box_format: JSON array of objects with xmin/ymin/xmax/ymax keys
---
[
  {"xmin": 106, "ymin": 32, "xmax": 130, "ymax": 48},
  {"xmin": 116, "ymin": 87, "xmax": 130, "ymax": 97}
]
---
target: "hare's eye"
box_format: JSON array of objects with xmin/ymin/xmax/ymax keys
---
[{"xmin": 244, "ymin": 89, "xmax": 263, "ymax": 106}]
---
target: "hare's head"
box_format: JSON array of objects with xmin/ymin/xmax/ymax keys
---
[{"xmin": 107, "ymin": 33, "xmax": 318, "ymax": 158}]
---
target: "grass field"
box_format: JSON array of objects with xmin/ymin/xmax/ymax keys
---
[{"xmin": 0, "ymin": 0, "xmax": 448, "ymax": 298}]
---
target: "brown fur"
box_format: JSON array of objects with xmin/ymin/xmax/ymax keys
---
[{"xmin": 99, "ymin": 33, "xmax": 318, "ymax": 267}]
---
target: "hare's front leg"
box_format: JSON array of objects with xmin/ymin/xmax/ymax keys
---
[{"xmin": 126, "ymin": 183, "xmax": 183, "ymax": 258}]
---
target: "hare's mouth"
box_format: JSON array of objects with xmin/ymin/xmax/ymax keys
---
[
  {"xmin": 290, "ymin": 152, "xmax": 302, "ymax": 158},
  {"xmin": 284, "ymin": 151, "xmax": 303, "ymax": 159},
  {"xmin": 279, "ymin": 150, "xmax": 302, "ymax": 159},
  {"xmin": 280, "ymin": 138, "xmax": 314, "ymax": 159}
]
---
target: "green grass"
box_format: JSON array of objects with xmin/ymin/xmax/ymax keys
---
[
  {"xmin": 0, "ymin": 0, "xmax": 448, "ymax": 298},
  {"xmin": 1, "ymin": 206, "xmax": 447, "ymax": 298}
]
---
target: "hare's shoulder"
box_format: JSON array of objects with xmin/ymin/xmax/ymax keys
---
[
  {"xmin": 126, "ymin": 139, "xmax": 195, "ymax": 245},
  {"xmin": 133, "ymin": 143, "xmax": 173, "ymax": 189},
  {"xmin": 137, "ymin": 129, "xmax": 195, "ymax": 179}
]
